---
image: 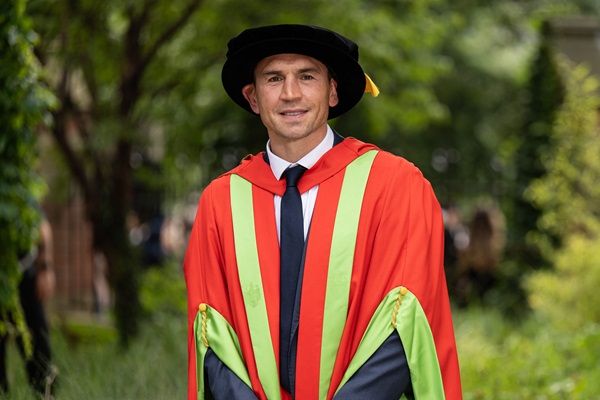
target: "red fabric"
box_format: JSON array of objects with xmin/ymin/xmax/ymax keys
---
[
  {"xmin": 184, "ymin": 137, "xmax": 462, "ymax": 400},
  {"xmin": 294, "ymin": 168, "xmax": 345, "ymax": 399}
]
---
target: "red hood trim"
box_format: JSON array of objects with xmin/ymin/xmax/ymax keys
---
[{"xmin": 222, "ymin": 138, "xmax": 379, "ymax": 196}]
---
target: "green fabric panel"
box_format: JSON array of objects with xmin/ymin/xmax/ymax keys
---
[
  {"xmin": 193, "ymin": 311, "xmax": 208, "ymax": 400},
  {"xmin": 319, "ymin": 150, "xmax": 378, "ymax": 400},
  {"xmin": 397, "ymin": 291, "xmax": 446, "ymax": 399},
  {"xmin": 230, "ymin": 174, "xmax": 281, "ymax": 400},
  {"xmin": 193, "ymin": 305, "xmax": 252, "ymax": 399},
  {"xmin": 334, "ymin": 287, "xmax": 445, "ymax": 399}
]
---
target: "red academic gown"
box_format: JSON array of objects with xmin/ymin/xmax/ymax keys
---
[{"xmin": 185, "ymin": 137, "xmax": 462, "ymax": 399}]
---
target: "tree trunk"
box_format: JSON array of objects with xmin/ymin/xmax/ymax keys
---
[
  {"xmin": 87, "ymin": 170, "xmax": 140, "ymax": 347},
  {"xmin": 96, "ymin": 224, "xmax": 140, "ymax": 347}
]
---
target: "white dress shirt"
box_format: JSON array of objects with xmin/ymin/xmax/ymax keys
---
[{"xmin": 266, "ymin": 126, "xmax": 335, "ymax": 242}]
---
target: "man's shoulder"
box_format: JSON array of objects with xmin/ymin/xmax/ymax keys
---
[
  {"xmin": 201, "ymin": 151, "xmax": 266, "ymax": 193},
  {"xmin": 374, "ymin": 148, "xmax": 415, "ymax": 169},
  {"xmin": 201, "ymin": 167, "xmax": 239, "ymax": 197},
  {"xmin": 369, "ymin": 146, "xmax": 425, "ymax": 180},
  {"xmin": 339, "ymin": 137, "xmax": 427, "ymax": 183}
]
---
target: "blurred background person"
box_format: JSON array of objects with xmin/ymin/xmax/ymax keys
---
[
  {"xmin": 443, "ymin": 203, "xmax": 469, "ymax": 296},
  {"xmin": 455, "ymin": 205, "xmax": 506, "ymax": 307},
  {"xmin": 0, "ymin": 217, "xmax": 58, "ymax": 397}
]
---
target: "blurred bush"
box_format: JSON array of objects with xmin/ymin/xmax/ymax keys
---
[
  {"xmin": 526, "ymin": 60, "xmax": 600, "ymax": 249},
  {"xmin": 457, "ymin": 307, "xmax": 600, "ymax": 399},
  {"xmin": 139, "ymin": 262, "xmax": 186, "ymax": 317},
  {"xmin": 527, "ymin": 235, "xmax": 600, "ymax": 332},
  {"xmin": 523, "ymin": 55, "xmax": 600, "ymax": 333}
]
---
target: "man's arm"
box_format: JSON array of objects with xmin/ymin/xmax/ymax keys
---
[
  {"xmin": 185, "ymin": 185, "xmax": 218, "ymax": 400},
  {"xmin": 333, "ymin": 333, "xmax": 412, "ymax": 399},
  {"xmin": 400, "ymin": 166, "xmax": 462, "ymax": 399},
  {"xmin": 204, "ymin": 350, "xmax": 258, "ymax": 400}
]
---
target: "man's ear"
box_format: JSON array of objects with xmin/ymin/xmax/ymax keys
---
[
  {"xmin": 242, "ymin": 84, "xmax": 260, "ymax": 114},
  {"xmin": 328, "ymin": 79, "xmax": 339, "ymax": 108}
]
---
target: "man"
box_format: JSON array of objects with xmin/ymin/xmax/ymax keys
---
[{"xmin": 185, "ymin": 24, "xmax": 462, "ymax": 399}]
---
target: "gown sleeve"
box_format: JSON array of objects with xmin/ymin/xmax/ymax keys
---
[
  {"xmin": 184, "ymin": 183, "xmax": 230, "ymax": 400},
  {"xmin": 399, "ymin": 166, "xmax": 462, "ymax": 399}
]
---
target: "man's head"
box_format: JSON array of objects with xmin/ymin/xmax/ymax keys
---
[
  {"xmin": 221, "ymin": 24, "xmax": 367, "ymax": 120},
  {"xmin": 241, "ymin": 53, "xmax": 339, "ymax": 150}
]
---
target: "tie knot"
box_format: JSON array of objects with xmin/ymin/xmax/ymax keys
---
[{"xmin": 283, "ymin": 165, "xmax": 306, "ymax": 187}]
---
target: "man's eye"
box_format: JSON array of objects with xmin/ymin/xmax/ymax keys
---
[
  {"xmin": 300, "ymin": 74, "xmax": 315, "ymax": 80},
  {"xmin": 267, "ymin": 76, "xmax": 283, "ymax": 82}
]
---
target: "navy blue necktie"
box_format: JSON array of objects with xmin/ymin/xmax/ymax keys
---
[{"xmin": 279, "ymin": 165, "xmax": 306, "ymax": 393}]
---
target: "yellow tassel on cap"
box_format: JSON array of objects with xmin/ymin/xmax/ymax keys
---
[{"xmin": 364, "ymin": 73, "xmax": 380, "ymax": 97}]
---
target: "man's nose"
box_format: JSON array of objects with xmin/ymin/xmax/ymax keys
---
[{"xmin": 281, "ymin": 77, "xmax": 301, "ymax": 100}]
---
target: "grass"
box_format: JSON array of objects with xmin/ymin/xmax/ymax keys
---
[{"xmin": 1, "ymin": 313, "xmax": 187, "ymax": 400}]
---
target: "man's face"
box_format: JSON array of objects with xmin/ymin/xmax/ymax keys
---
[{"xmin": 242, "ymin": 53, "xmax": 339, "ymax": 151}]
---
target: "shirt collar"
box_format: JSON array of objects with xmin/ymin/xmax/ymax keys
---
[{"xmin": 266, "ymin": 125, "xmax": 335, "ymax": 180}]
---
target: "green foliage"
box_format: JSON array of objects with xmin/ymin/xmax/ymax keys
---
[
  {"xmin": 0, "ymin": 0, "xmax": 51, "ymax": 348},
  {"xmin": 407, "ymin": 2, "xmax": 537, "ymax": 206},
  {"xmin": 527, "ymin": 235, "xmax": 600, "ymax": 333},
  {"xmin": 139, "ymin": 263, "xmax": 186, "ymax": 317},
  {"xmin": 507, "ymin": 36, "xmax": 565, "ymax": 270},
  {"xmin": 523, "ymin": 59, "xmax": 600, "ymax": 331},
  {"xmin": 526, "ymin": 60, "xmax": 600, "ymax": 247},
  {"xmin": 457, "ymin": 307, "xmax": 600, "ymax": 399},
  {"xmin": 452, "ymin": 31, "xmax": 600, "ymax": 374}
]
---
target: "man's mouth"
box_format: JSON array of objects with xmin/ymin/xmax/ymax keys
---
[{"xmin": 280, "ymin": 109, "xmax": 307, "ymax": 117}]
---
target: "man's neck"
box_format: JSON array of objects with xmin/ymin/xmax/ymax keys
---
[
  {"xmin": 268, "ymin": 127, "xmax": 328, "ymax": 163},
  {"xmin": 266, "ymin": 126, "xmax": 334, "ymax": 180}
]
